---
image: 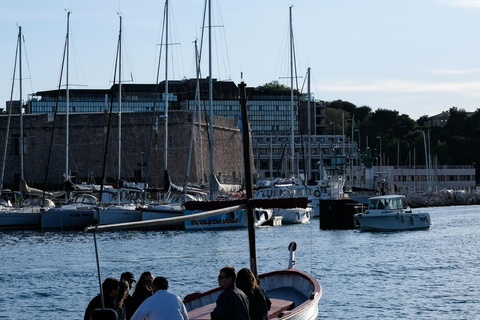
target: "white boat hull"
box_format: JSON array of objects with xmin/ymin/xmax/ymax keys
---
[
  {"xmin": 97, "ymin": 205, "xmax": 142, "ymax": 225},
  {"xmin": 0, "ymin": 210, "xmax": 41, "ymax": 229},
  {"xmin": 354, "ymin": 212, "xmax": 431, "ymax": 231},
  {"xmin": 41, "ymin": 206, "xmax": 97, "ymax": 229},
  {"xmin": 184, "ymin": 268, "xmax": 321, "ymax": 320},
  {"xmin": 273, "ymin": 207, "xmax": 312, "ymax": 224},
  {"xmin": 141, "ymin": 205, "xmax": 184, "ymax": 229}
]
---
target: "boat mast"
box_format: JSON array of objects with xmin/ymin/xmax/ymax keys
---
[
  {"xmin": 307, "ymin": 67, "xmax": 311, "ymax": 180},
  {"xmin": 208, "ymin": 0, "xmax": 215, "ymax": 199},
  {"xmin": 19, "ymin": 26, "xmax": 24, "ymax": 182},
  {"xmin": 117, "ymin": 15, "xmax": 122, "ymax": 204},
  {"xmin": 65, "ymin": 11, "xmax": 71, "ymax": 202},
  {"xmin": 289, "ymin": 6, "xmax": 294, "ymax": 177},
  {"xmin": 163, "ymin": 0, "xmax": 170, "ymax": 193}
]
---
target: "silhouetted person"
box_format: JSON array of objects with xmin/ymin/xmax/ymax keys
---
[
  {"xmin": 131, "ymin": 276, "xmax": 188, "ymax": 320},
  {"xmin": 130, "ymin": 271, "xmax": 154, "ymax": 316},
  {"xmin": 236, "ymin": 268, "xmax": 271, "ymax": 320},
  {"xmin": 211, "ymin": 266, "xmax": 250, "ymax": 320},
  {"xmin": 84, "ymin": 277, "xmax": 120, "ymax": 320}
]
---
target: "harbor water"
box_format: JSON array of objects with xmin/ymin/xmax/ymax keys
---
[{"xmin": 1, "ymin": 205, "xmax": 479, "ymax": 319}]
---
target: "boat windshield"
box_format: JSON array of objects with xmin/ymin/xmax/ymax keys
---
[{"xmin": 369, "ymin": 198, "xmax": 403, "ymax": 210}]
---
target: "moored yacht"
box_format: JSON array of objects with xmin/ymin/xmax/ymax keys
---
[{"xmin": 353, "ymin": 195, "xmax": 431, "ymax": 231}]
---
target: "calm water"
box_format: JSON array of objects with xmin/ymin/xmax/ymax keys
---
[{"xmin": 1, "ymin": 205, "xmax": 480, "ymax": 319}]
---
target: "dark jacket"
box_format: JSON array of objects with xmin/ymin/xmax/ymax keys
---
[
  {"xmin": 247, "ymin": 286, "xmax": 271, "ymax": 320},
  {"xmin": 211, "ymin": 284, "xmax": 250, "ymax": 320},
  {"xmin": 84, "ymin": 294, "xmax": 116, "ymax": 320}
]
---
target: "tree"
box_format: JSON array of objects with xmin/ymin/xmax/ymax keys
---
[{"xmin": 257, "ymin": 80, "xmax": 290, "ymax": 91}]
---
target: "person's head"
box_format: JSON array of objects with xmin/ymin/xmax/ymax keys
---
[
  {"xmin": 117, "ymin": 279, "xmax": 130, "ymax": 303},
  {"xmin": 134, "ymin": 271, "xmax": 154, "ymax": 293},
  {"xmin": 218, "ymin": 266, "xmax": 236, "ymax": 289},
  {"xmin": 120, "ymin": 272, "xmax": 136, "ymax": 290},
  {"xmin": 152, "ymin": 276, "xmax": 169, "ymax": 292},
  {"xmin": 102, "ymin": 277, "xmax": 120, "ymax": 299},
  {"xmin": 236, "ymin": 268, "xmax": 257, "ymax": 295}
]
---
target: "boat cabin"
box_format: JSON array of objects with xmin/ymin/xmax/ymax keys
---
[{"xmin": 368, "ymin": 195, "xmax": 405, "ymax": 211}]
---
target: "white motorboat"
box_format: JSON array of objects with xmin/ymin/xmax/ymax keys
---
[
  {"xmin": 353, "ymin": 195, "xmax": 431, "ymax": 231},
  {"xmin": 254, "ymin": 184, "xmax": 312, "ymax": 224}
]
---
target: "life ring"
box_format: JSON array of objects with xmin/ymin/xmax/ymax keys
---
[{"xmin": 313, "ymin": 190, "xmax": 321, "ymax": 197}]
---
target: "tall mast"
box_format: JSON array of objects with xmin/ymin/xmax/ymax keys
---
[
  {"xmin": 307, "ymin": 67, "xmax": 311, "ymax": 180},
  {"xmin": 289, "ymin": 6, "xmax": 294, "ymax": 176},
  {"xmin": 19, "ymin": 26, "xmax": 24, "ymax": 181},
  {"xmin": 163, "ymin": 0, "xmax": 170, "ymax": 191},
  {"xmin": 208, "ymin": 0, "xmax": 215, "ymax": 199},
  {"xmin": 65, "ymin": 11, "xmax": 71, "ymax": 190},
  {"xmin": 117, "ymin": 15, "xmax": 122, "ymax": 203}
]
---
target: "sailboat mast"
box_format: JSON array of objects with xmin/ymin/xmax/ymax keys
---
[
  {"xmin": 118, "ymin": 15, "xmax": 122, "ymax": 203},
  {"xmin": 19, "ymin": 26, "xmax": 24, "ymax": 181},
  {"xmin": 208, "ymin": 0, "xmax": 215, "ymax": 199},
  {"xmin": 164, "ymin": 0, "xmax": 169, "ymax": 187},
  {"xmin": 289, "ymin": 6, "xmax": 294, "ymax": 176},
  {"xmin": 65, "ymin": 11, "xmax": 71, "ymax": 188},
  {"xmin": 307, "ymin": 67, "xmax": 311, "ymax": 180}
]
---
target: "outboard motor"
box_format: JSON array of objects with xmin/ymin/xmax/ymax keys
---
[{"xmin": 288, "ymin": 241, "xmax": 297, "ymax": 269}]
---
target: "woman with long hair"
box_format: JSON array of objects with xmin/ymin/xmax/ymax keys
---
[
  {"xmin": 236, "ymin": 268, "xmax": 271, "ymax": 320},
  {"xmin": 130, "ymin": 271, "xmax": 154, "ymax": 316}
]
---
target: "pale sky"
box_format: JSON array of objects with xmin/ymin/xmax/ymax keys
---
[{"xmin": 2, "ymin": 0, "xmax": 480, "ymax": 120}]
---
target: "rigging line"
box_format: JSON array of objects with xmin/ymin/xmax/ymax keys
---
[
  {"xmin": 0, "ymin": 29, "xmax": 20, "ymax": 192},
  {"xmin": 20, "ymin": 34, "xmax": 35, "ymax": 99}
]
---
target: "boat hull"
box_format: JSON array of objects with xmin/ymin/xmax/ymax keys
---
[
  {"xmin": 354, "ymin": 212, "xmax": 431, "ymax": 231},
  {"xmin": 184, "ymin": 268, "xmax": 321, "ymax": 320},
  {"xmin": 273, "ymin": 207, "xmax": 312, "ymax": 224},
  {"xmin": 0, "ymin": 211, "xmax": 41, "ymax": 229},
  {"xmin": 141, "ymin": 205, "xmax": 185, "ymax": 229},
  {"xmin": 97, "ymin": 205, "xmax": 142, "ymax": 225},
  {"xmin": 41, "ymin": 207, "xmax": 97, "ymax": 229},
  {"xmin": 183, "ymin": 208, "xmax": 248, "ymax": 230}
]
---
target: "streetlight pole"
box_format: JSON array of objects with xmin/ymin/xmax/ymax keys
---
[{"xmin": 376, "ymin": 136, "xmax": 382, "ymax": 167}]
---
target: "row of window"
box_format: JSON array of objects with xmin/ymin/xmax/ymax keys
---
[{"xmin": 394, "ymin": 175, "xmax": 473, "ymax": 181}]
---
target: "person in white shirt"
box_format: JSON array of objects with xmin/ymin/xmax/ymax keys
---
[{"xmin": 131, "ymin": 276, "xmax": 188, "ymax": 320}]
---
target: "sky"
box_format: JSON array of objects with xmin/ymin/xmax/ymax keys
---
[{"xmin": 2, "ymin": 0, "xmax": 480, "ymax": 120}]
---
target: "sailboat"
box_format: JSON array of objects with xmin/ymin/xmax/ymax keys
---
[
  {"xmin": 96, "ymin": 15, "xmax": 143, "ymax": 226},
  {"xmin": 85, "ymin": 80, "xmax": 321, "ymax": 320},
  {"xmin": 139, "ymin": 0, "xmax": 189, "ymax": 230},
  {"xmin": 0, "ymin": 26, "xmax": 55, "ymax": 230},
  {"xmin": 41, "ymin": 12, "xmax": 99, "ymax": 230},
  {"xmin": 253, "ymin": 6, "xmax": 312, "ymax": 225}
]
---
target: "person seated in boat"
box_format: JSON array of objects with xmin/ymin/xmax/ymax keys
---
[
  {"xmin": 115, "ymin": 279, "xmax": 130, "ymax": 320},
  {"xmin": 211, "ymin": 266, "xmax": 250, "ymax": 320},
  {"xmin": 130, "ymin": 271, "xmax": 154, "ymax": 316},
  {"xmin": 120, "ymin": 272, "xmax": 136, "ymax": 320},
  {"xmin": 84, "ymin": 277, "xmax": 120, "ymax": 320},
  {"xmin": 236, "ymin": 268, "xmax": 271, "ymax": 320},
  {"xmin": 130, "ymin": 276, "xmax": 188, "ymax": 320}
]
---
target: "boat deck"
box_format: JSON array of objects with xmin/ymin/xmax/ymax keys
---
[{"xmin": 187, "ymin": 298, "xmax": 295, "ymax": 320}]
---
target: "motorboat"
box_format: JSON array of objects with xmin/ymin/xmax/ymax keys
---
[
  {"xmin": 254, "ymin": 183, "xmax": 312, "ymax": 224},
  {"xmin": 353, "ymin": 195, "xmax": 431, "ymax": 231}
]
